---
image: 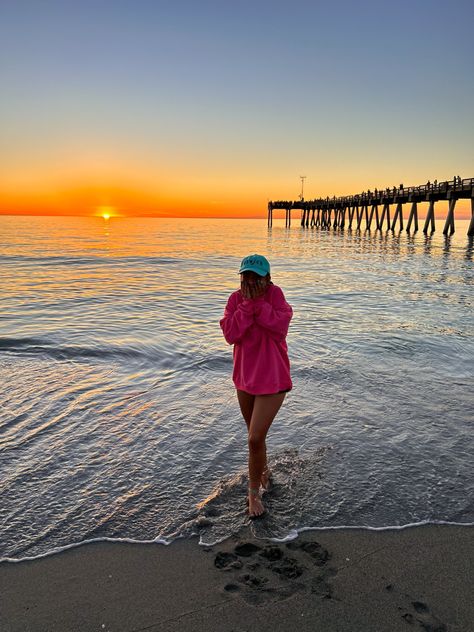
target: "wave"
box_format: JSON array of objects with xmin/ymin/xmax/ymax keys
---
[
  {"xmin": 0, "ymin": 534, "xmax": 171, "ymax": 564},
  {"xmin": 0, "ymin": 336, "xmax": 148, "ymax": 362},
  {"xmin": 0, "ymin": 254, "xmax": 185, "ymax": 266},
  {"xmin": 2, "ymin": 445, "xmax": 473, "ymax": 563},
  {"xmin": 1, "ymin": 520, "xmax": 473, "ymax": 565},
  {"xmin": 0, "ymin": 336, "xmax": 232, "ymax": 372}
]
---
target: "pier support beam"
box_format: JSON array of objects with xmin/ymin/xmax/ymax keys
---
[
  {"xmin": 267, "ymin": 204, "xmax": 272, "ymax": 228},
  {"xmin": 305, "ymin": 208, "xmax": 310, "ymax": 227},
  {"xmin": 468, "ymin": 198, "xmax": 474, "ymax": 236},
  {"xmin": 368, "ymin": 204, "xmax": 379, "ymax": 229},
  {"xmin": 423, "ymin": 201, "xmax": 435, "ymax": 234},
  {"xmin": 323, "ymin": 208, "xmax": 329, "ymax": 228},
  {"xmin": 367, "ymin": 204, "xmax": 375, "ymax": 229},
  {"xmin": 340, "ymin": 205, "xmax": 346, "ymax": 229},
  {"xmin": 300, "ymin": 209, "xmax": 307, "ymax": 228},
  {"xmin": 379, "ymin": 203, "xmax": 390, "ymax": 230},
  {"xmin": 349, "ymin": 205, "xmax": 357, "ymax": 229},
  {"xmin": 443, "ymin": 199, "xmax": 456, "ymax": 236},
  {"xmin": 406, "ymin": 202, "xmax": 418, "ymax": 233},
  {"xmin": 391, "ymin": 203, "xmax": 404, "ymax": 231}
]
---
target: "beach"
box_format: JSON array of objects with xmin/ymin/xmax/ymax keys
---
[
  {"xmin": 2, "ymin": 2, "xmax": 473, "ymax": 629},
  {"xmin": 1, "ymin": 524, "xmax": 472, "ymax": 631},
  {"xmin": 1, "ymin": 217, "xmax": 473, "ymax": 631}
]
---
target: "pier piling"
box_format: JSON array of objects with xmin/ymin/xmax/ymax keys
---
[
  {"xmin": 423, "ymin": 200, "xmax": 435, "ymax": 234},
  {"xmin": 469, "ymin": 198, "xmax": 474, "ymax": 237},
  {"xmin": 367, "ymin": 204, "xmax": 375, "ymax": 229},
  {"xmin": 443, "ymin": 199, "xmax": 456, "ymax": 236},
  {"xmin": 391, "ymin": 203, "xmax": 403, "ymax": 231},
  {"xmin": 348, "ymin": 204, "xmax": 356, "ymax": 229},
  {"xmin": 379, "ymin": 203, "xmax": 390, "ymax": 230},
  {"xmin": 406, "ymin": 202, "xmax": 418, "ymax": 233}
]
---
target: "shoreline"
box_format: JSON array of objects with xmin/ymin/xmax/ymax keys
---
[
  {"xmin": 2, "ymin": 518, "xmax": 474, "ymax": 565},
  {"xmin": 1, "ymin": 524, "xmax": 472, "ymax": 631}
]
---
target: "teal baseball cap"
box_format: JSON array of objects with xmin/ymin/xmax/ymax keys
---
[{"xmin": 238, "ymin": 254, "xmax": 270, "ymax": 276}]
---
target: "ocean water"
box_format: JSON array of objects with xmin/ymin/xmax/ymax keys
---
[{"xmin": 1, "ymin": 215, "xmax": 473, "ymax": 561}]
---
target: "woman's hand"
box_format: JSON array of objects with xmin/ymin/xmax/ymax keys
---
[{"xmin": 241, "ymin": 277, "xmax": 268, "ymax": 300}]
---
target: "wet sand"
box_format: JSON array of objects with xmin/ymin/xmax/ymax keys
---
[{"xmin": 0, "ymin": 524, "xmax": 472, "ymax": 631}]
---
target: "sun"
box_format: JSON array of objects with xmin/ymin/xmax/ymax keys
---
[{"xmin": 96, "ymin": 206, "xmax": 117, "ymax": 220}]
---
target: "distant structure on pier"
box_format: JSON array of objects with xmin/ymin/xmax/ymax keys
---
[{"xmin": 268, "ymin": 177, "xmax": 474, "ymax": 236}]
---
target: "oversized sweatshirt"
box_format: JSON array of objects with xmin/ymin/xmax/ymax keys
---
[{"xmin": 220, "ymin": 283, "xmax": 293, "ymax": 395}]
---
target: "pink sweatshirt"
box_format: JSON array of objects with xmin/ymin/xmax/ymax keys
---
[{"xmin": 220, "ymin": 283, "xmax": 293, "ymax": 395}]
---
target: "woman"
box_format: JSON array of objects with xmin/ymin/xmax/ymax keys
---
[{"xmin": 220, "ymin": 254, "xmax": 293, "ymax": 518}]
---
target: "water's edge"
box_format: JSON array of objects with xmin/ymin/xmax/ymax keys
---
[{"xmin": 2, "ymin": 520, "xmax": 474, "ymax": 564}]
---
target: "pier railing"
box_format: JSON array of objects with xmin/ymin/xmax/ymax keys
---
[{"xmin": 268, "ymin": 177, "xmax": 474, "ymax": 235}]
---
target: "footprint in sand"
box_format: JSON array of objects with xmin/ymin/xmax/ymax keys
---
[
  {"xmin": 214, "ymin": 551, "xmax": 243, "ymax": 570},
  {"xmin": 386, "ymin": 586, "xmax": 448, "ymax": 631},
  {"xmin": 401, "ymin": 600, "xmax": 447, "ymax": 632},
  {"xmin": 214, "ymin": 538, "xmax": 338, "ymax": 605}
]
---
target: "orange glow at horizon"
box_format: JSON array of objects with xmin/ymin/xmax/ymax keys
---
[
  {"xmin": 0, "ymin": 182, "xmax": 272, "ymax": 218},
  {"xmin": 0, "ymin": 180, "xmax": 471, "ymax": 220}
]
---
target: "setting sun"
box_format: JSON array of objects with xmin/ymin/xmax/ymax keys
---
[{"xmin": 96, "ymin": 206, "xmax": 117, "ymax": 220}]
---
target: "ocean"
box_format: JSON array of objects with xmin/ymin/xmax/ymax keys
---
[{"xmin": 1, "ymin": 215, "xmax": 473, "ymax": 561}]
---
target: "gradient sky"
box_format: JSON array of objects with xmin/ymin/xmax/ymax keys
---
[{"xmin": 1, "ymin": 0, "xmax": 473, "ymax": 218}]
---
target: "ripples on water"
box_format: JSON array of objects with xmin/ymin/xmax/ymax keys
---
[{"xmin": 0, "ymin": 215, "xmax": 473, "ymax": 559}]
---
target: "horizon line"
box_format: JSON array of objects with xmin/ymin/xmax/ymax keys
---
[
  {"xmin": 0, "ymin": 212, "xmax": 471, "ymax": 221},
  {"xmin": 0, "ymin": 213, "xmax": 266, "ymax": 220}
]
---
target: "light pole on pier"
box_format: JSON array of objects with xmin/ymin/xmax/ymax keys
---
[{"xmin": 299, "ymin": 176, "xmax": 306, "ymax": 202}]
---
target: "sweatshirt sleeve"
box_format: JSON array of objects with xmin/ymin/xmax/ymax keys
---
[
  {"xmin": 254, "ymin": 286, "xmax": 292, "ymax": 341},
  {"xmin": 220, "ymin": 292, "xmax": 255, "ymax": 345}
]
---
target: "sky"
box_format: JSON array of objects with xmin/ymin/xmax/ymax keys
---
[{"xmin": 1, "ymin": 0, "xmax": 473, "ymax": 218}]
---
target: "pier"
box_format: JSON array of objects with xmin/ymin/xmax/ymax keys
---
[{"xmin": 268, "ymin": 178, "xmax": 474, "ymax": 236}]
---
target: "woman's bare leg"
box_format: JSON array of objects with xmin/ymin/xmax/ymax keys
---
[
  {"xmin": 236, "ymin": 389, "xmax": 255, "ymax": 431},
  {"xmin": 237, "ymin": 389, "xmax": 270, "ymax": 490},
  {"xmin": 248, "ymin": 392, "xmax": 285, "ymax": 517}
]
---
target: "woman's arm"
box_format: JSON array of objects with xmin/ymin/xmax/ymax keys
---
[
  {"xmin": 253, "ymin": 286, "xmax": 292, "ymax": 341},
  {"xmin": 220, "ymin": 293, "xmax": 255, "ymax": 344}
]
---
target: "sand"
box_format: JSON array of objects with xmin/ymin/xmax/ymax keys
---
[{"xmin": 0, "ymin": 524, "xmax": 472, "ymax": 632}]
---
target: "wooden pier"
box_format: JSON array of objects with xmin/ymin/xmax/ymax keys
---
[{"xmin": 268, "ymin": 178, "xmax": 474, "ymax": 236}]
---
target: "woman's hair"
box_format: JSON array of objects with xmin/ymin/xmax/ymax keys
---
[{"xmin": 241, "ymin": 271, "xmax": 271, "ymax": 283}]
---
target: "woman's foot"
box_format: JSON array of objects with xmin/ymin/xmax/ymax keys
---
[
  {"xmin": 248, "ymin": 487, "xmax": 265, "ymax": 518},
  {"xmin": 261, "ymin": 466, "xmax": 272, "ymax": 492}
]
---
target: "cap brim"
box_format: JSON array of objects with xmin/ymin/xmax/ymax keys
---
[{"xmin": 238, "ymin": 266, "xmax": 267, "ymax": 276}]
